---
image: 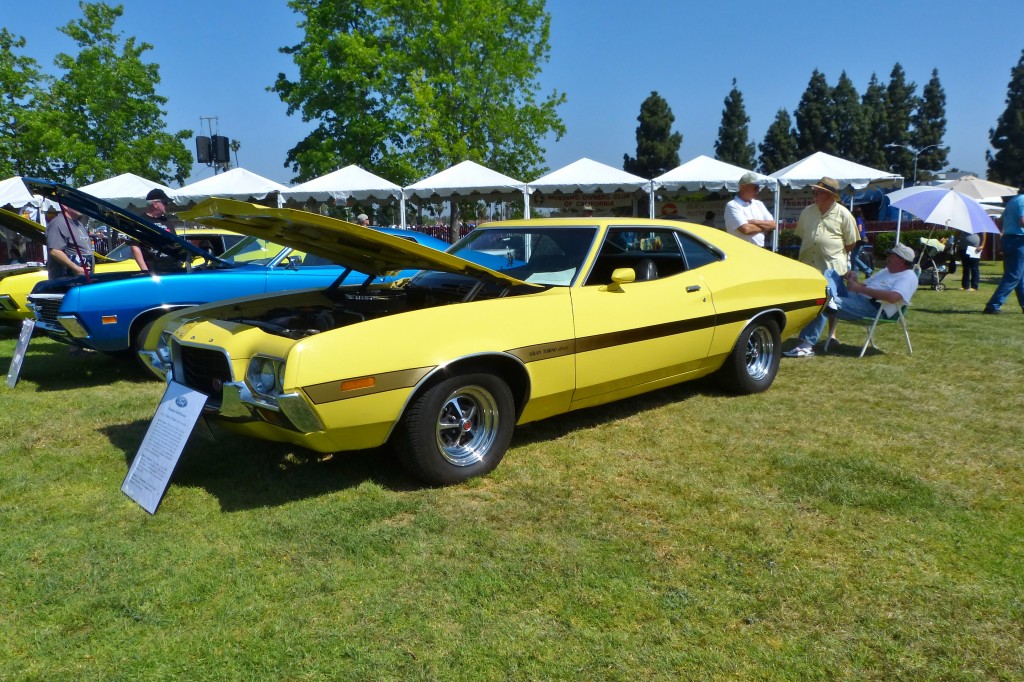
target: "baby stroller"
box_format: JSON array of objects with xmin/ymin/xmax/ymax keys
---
[{"xmin": 915, "ymin": 237, "xmax": 950, "ymax": 291}]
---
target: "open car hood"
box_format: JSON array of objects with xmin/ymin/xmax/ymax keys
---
[
  {"xmin": 23, "ymin": 178, "xmax": 227, "ymax": 266},
  {"xmin": 180, "ymin": 198, "xmax": 536, "ymax": 287},
  {"xmin": 0, "ymin": 207, "xmax": 46, "ymax": 245}
]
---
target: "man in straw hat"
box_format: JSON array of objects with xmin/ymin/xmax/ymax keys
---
[
  {"xmin": 794, "ymin": 177, "xmax": 859, "ymax": 276},
  {"xmin": 724, "ymin": 171, "xmax": 776, "ymax": 247}
]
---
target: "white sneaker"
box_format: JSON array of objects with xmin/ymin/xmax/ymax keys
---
[{"xmin": 783, "ymin": 345, "xmax": 815, "ymax": 358}]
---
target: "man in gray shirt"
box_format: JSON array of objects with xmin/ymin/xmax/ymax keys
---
[{"xmin": 46, "ymin": 206, "xmax": 94, "ymax": 279}]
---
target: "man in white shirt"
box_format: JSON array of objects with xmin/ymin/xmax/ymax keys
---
[
  {"xmin": 724, "ymin": 171, "xmax": 776, "ymax": 247},
  {"xmin": 784, "ymin": 243, "xmax": 919, "ymax": 358}
]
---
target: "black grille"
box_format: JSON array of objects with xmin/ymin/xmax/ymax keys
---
[
  {"xmin": 178, "ymin": 344, "xmax": 232, "ymax": 400},
  {"xmin": 29, "ymin": 295, "xmax": 63, "ymax": 324}
]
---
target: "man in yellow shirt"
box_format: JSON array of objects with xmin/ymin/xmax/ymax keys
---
[{"xmin": 796, "ymin": 176, "xmax": 859, "ymax": 275}]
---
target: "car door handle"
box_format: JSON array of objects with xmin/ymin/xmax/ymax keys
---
[{"xmin": 686, "ymin": 285, "xmax": 701, "ymax": 293}]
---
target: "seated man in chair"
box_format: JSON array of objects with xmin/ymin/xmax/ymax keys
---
[{"xmin": 784, "ymin": 243, "xmax": 918, "ymax": 358}]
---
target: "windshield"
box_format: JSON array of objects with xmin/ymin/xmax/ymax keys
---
[
  {"xmin": 445, "ymin": 226, "xmax": 597, "ymax": 286},
  {"xmin": 219, "ymin": 236, "xmax": 291, "ymax": 266}
]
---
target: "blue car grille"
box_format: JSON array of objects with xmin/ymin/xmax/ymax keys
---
[
  {"xmin": 178, "ymin": 344, "xmax": 232, "ymax": 401},
  {"xmin": 28, "ymin": 295, "xmax": 63, "ymax": 325}
]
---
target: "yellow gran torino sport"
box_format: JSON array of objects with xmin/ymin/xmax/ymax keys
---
[{"xmin": 144, "ymin": 199, "xmax": 826, "ymax": 485}]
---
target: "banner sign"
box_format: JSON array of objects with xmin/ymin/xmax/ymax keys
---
[
  {"xmin": 122, "ymin": 381, "xmax": 208, "ymax": 514},
  {"xmin": 531, "ymin": 191, "xmax": 637, "ymax": 212}
]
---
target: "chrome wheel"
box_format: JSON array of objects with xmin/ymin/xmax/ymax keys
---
[
  {"xmin": 745, "ymin": 325, "xmax": 775, "ymax": 381},
  {"xmin": 435, "ymin": 384, "xmax": 500, "ymax": 467}
]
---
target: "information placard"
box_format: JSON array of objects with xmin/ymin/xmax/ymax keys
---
[
  {"xmin": 122, "ymin": 381, "xmax": 208, "ymax": 514},
  {"xmin": 6, "ymin": 318, "xmax": 34, "ymax": 389}
]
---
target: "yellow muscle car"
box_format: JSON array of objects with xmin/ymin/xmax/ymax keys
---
[{"xmin": 144, "ymin": 199, "xmax": 827, "ymax": 485}]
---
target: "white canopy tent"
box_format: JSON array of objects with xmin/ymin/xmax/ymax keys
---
[
  {"xmin": 654, "ymin": 155, "xmax": 779, "ymax": 247},
  {"xmin": 654, "ymin": 155, "xmax": 777, "ymax": 193},
  {"xmin": 770, "ymin": 152, "xmax": 902, "ymax": 191},
  {"xmin": 770, "ymin": 151, "xmax": 905, "ymax": 238},
  {"xmin": 79, "ymin": 172, "xmax": 174, "ymax": 209},
  {"xmin": 284, "ymin": 164, "xmax": 406, "ymax": 226},
  {"xmin": 404, "ymin": 160, "xmax": 528, "ymax": 229},
  {"xmin": 173, "ymin": 168, "xmax": 288, "ymax": 206},
  {"xmin": 527, "ymin": 158, "xmax": 652, "ymax": 218},
  {"xmin": 0, "ymin": 176, "xmax": 36, "ymax": 210}
]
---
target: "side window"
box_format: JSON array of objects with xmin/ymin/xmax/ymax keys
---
[
  {"xmin": 585, "ymin": 226, "xmax": 686, "ymax": 286},
  {"xmin": 675, "ymin": 231, "xmax": 723, "ymax": 270}
]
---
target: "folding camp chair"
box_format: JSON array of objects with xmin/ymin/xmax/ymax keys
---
[{"xmin": 823, "ymin": 302, "xmax": 912, "ymax": 358}]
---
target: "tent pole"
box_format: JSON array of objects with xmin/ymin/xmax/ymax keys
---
[
  {"xmin": 399, "ymin": 193, "xmax": 407, "ymax": 229},
  {"xmin": 648, "ymin": 180, "xmax": 655, "ymax": 219},
  {"xmin": 895, "ymin": 177, "xmax": 905, "ymax": 242},
  {"xmin": 523, "ymin": 189, "xmax": 531, "ymax": 219},
  {"xmin": 772, "ymin": 183, "xmax": 781, "ymax": 252}
]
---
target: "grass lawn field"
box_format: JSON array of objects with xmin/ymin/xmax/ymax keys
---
[{"xmin": 1, "ymin": 263, "xmax": 1022, "ymax": 680}]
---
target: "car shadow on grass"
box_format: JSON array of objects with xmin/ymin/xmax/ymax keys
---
[
  {"xmin": 7, "ymin": 348, "xmax": 156, "ymax": 389},
  {"xmin": 102, "ymin": 419, "xmax": 423, "ymax": 512}
]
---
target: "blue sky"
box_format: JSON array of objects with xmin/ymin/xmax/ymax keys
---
[{"xmin": 6, "ymin": 0, "xmax": 1023, "ymax": 187}]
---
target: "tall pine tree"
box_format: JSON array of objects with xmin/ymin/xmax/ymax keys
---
[
  {"xmin": 713, "ymin": 79, "xmax": 755, "ymax": 168},
  {"xmin": 831, "ymin": 71, "xmax": 866, "ymax": 162},
  {"xmin": 987, "ymin": 49, "xmax": 1024, "ymax": 184},
  {"xmin": 910, "ymin": 69, "xmax": 948, "ymax": 180},
  {"xmin": 758, "ymin": 108, "xmax": 798, "ymax": 173},
  {"xmin": 623, "ymin": 91, "xmax": 682, "ymax": 177},
  {"xmin": 860, "ymin": 73, "xmax": 888, "ymax": 169},
  {"xmin": 883, "ymin": 63, "xmax": 918, "ymax": 180},
  {"xmin": 794, "ymin": 69, "xmax": 835, "ymax": 156}
]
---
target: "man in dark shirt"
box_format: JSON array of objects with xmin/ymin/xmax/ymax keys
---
[{"xmin": 131, "ymin": 188, "xmax": 181, "ymax": 273}]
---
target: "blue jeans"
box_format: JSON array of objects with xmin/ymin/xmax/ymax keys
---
[
  {"xmin": 961, "ymin": 254, "xmax": 981, "ymax": 290},
  {"xmin": 799, "ymin": 270, "xmax": 881, "ymax": 345},
  {"xmin": 985, "ymin": 234, "xmax": 1024, "ymax": 311},
  {"xmin": 850, "ymin": 243, "xmax": 872, "ymax": 276}
]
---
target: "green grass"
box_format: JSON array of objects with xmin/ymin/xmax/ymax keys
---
[{"xmin": 2, "ymin": 262, "xmax": 1023, "ymax": 680}]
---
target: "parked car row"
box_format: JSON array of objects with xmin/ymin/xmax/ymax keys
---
[{"xmin": 10, "ymin": 181, "xmax": 827, "ymax": 485}]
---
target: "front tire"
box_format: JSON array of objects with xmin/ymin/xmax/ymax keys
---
[
  {"xmin": 395, "ymin": 372, "xmax": 515, "ymax": 485},
  {"xmin": 715, "ymin": 318, "xmax": 781, "ymax": 394}
]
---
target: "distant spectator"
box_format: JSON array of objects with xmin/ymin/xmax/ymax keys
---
[
  {"xmin": 356, "ymin": 213, "xmax": 370, "ymax": 226},
  {"xmin": 702, "ymin": 211, "xmax": 716, "ymax": 228},
  {"xmin": 983, "ymin": 184, "xmax": 1024, "ymax": 314},
  {"xmin": 582, "ymin": 204, "xmax": 594, "ymax": 217}
]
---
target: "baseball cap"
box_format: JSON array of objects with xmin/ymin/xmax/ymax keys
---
[
  {"xmin": 888, "ymin": 243, "xmax": 915, "ymax": 262},
  {"xmin": 146, "ymin": 188, "xmax": 172, "ymax": 203}
]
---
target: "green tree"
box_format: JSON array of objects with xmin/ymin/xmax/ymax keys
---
[
  {"xmin": 274, "ymin": 0, "xmax": 565, "ymax": 236},
  {"xmin": 33, "ymin": 2, "xmax": 192, "ymax": 185},
  {"xmin": 860, "ymin": 73, "xmax": 888, "ymax": 169},
  {"xmin": 794, "ymin": 69, "xmax": 835, "ymax": 157},
  {"xmin": 910, "ymin": 68, "xmax": 947, "ymax": 180},
  {"xmin": 831, "ymin": 71, "xmax": 865, "ymax": 162},
  {"xmin": 713, "ymin": 79, "xmax": 754, "ymax": 168},
  {"xmin": 0, "ymin": 29, "xmax": 50, "ymax": 178},
  {"xmin": 758, "ymin": 108, "xmax": 798, "ymax": 173},
  {"xmin": 987, "ymin": 49, "xmax": 1024, "ymax": 184},
  {"xmin": 883, "ymin": 63, "xmax": 917, "ymax": 179},
  {"xmin": 623, "ymin": 90, "xmax": 682, "ymax": 178}
]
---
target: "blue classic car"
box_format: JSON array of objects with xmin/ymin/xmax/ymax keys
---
[{"xmin": 24, "ymin": 180, "xmax": 449, "ymax": 356}]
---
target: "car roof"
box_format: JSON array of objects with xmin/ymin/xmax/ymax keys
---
[{"xmin": 180, "ymin": 198, "xmax": 537, "ymax": 287}]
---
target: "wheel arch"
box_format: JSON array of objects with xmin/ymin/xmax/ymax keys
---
[
  {"xmin": 388, "ymin": 351, "xmax": 532, "ymax": 439},
  {"xmin": 127, "ymin": 304, "xmax": 194, "ymax": 349}
]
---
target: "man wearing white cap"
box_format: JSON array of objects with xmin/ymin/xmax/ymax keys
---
[
  {"xmin": 784, "ymin": 243, "xmax": 918, "ymax": 358},
  {"xmin": 724, "ymin": 171, "xmax": 776, "ymax": 247}
]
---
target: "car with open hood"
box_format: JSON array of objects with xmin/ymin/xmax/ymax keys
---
[
  {"xmin": 22, "ymin": 180, "xmax": 448, "ymax": 356},
  {"xmin": 144, "ymin": 199, "xmax": 827, "ymax": 485}
]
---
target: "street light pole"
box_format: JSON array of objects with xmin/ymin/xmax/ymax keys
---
[{"xmin": 885, "ymin": 143, "xmax": 942, "ymax": 185}]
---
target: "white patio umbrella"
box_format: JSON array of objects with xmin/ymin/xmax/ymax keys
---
[{"xmin": 936, "ymin": 175, "xmax": 1016, "ymax": 203}]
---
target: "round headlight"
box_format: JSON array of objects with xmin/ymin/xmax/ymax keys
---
[
  {"xmin": 257, "ymin": 359, "xmax": 276, "ymax": 393},
  {"xmin": 276, "ymin": 362, "xmax": 286, "ymax": 393}
]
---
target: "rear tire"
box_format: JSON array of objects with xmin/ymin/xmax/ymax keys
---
[
  {"xmin": 715, "ymin": 318, "xmax": 781, "ymax": 394},
  {"xmin": 395, "ymin": 372, "xmax": 515, "ymax": 485}
]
